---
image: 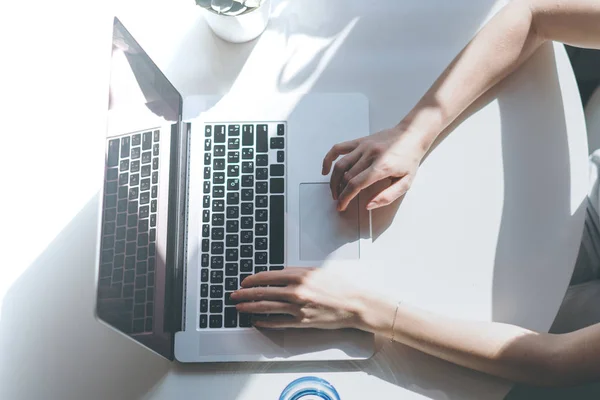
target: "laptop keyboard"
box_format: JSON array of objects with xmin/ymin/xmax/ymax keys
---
[
  {"xmin": 199, "ymin": 123, "xmax": 286, "ymax": 329},
  {"xmin": 97, "ymin": 129, "xmax": 161, "ymax": 334}
]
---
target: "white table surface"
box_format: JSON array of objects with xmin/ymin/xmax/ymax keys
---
[{"xmin": 0, "ymin": 0, "xmax": 589, "ymax": 399}]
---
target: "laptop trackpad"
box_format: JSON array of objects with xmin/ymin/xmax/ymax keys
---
[{"xmin": 299, "ymin": 183, "xmax": 360, "ymax": 261}]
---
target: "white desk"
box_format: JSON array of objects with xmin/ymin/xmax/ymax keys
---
[{"xmin": 0, "ymin": 0, "xmax": 589, "ymax": 399}]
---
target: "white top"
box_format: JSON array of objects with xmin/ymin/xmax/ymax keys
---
[{"xmin": 0, "ymin": 0, "xmax": 588, "ymax": 399}]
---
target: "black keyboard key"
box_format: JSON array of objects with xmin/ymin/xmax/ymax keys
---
[
  {"xmin": 214, "ymin": 158, "xmax": 225, "ymax": 171},
  {"xmin": 200, "ymin": 299, "xmax": 208, "ymax": 313},
  {"xmin": 212, "ymin": 200, "xmax": 225, "ymax": 212},
  {"xmin": 270, "ymin": 137, "xmax": 284, "ymax": 149},
  {"xmin": 212, "ymin": 213, "xmax": 225, "ymax": 227},
  {"xmin": 213, "ymin": 186, "xmax": 225, "ymax": 198},
  {"xmin": 213, "ymin": 172, "xmax": 225, "ymax": 184},
  {"xmin": 140, "ymin": 192, "xmax": 150, "ymax": 205},
  {"xmin": 211, "ymin": 270, "xmax": 224, "ymax": 283},
  {"xmin": 239, "ymin": 313, "xmax": 252, "ymax": 328},
  {"xmin": 270, "ymin": 265, "xmax": 284, "ymax": 271},
  {"xmin": 150, "ymin": 214, "xmax": 156, "ymax": 227},
  {"xmin": 256, "ymin": 181, "xmax": 268, "ymax": 194},
  {"xmin": 202, "ymin": 224, "xmax": 210, "ymax": 238},
  {"xmin": 257, "ymin": 125, "xmax": 268, "ymax": 153},
  {"xmin": 241, "ymin": 216, "xmax": 253, "ymax": 229},
  {"xmin": 226, "ymin": 220, "xmax": 239, "ymax": 233},
  {"xmin": 153, "ymin": 158, "xmax": 159, "ymax": 170},
  {"xmin": 120, "ymin": 159, "xmax": 129, "ymax": 171},
  {"xmin": 121, "ymin": 136, "xmax": 131, "ymax": 157},
  {"xmin": 270, "ymin": 164, "xmax": 284, "ymax": 176},
  {"xmin": 205, "ymin": 139, "xmax": 212, "ymax": 151},
  {"xmin": 242, "ymin": 148, "xmax": 254, "ymax": 159},
  {"xmin": 241, "ymin": 231, "xmax": 253, "ymax": 243},
  {"xmin": 203, "ymin": 196, "xmax": 210, "ymax": 208},
  {"xmin": 131, "ymin": 160, "xmax": 140, "ymax": 173},
  {"xmin": 210, "ymin": 285, "xmax": 223, "ymax": 298},
  {"xmin": 141, "ymin": 165, "xmax": 151, "ymax": 177},
  {"xmin": 255, "ymin": 237, "xmax": 268, "ymax": 250},
  {"xmin": 227, "ymin": 206, "xmax": 239, "ymax": 219},
  {"xmin": 136, "ymin": 260, "xmax": 147, "ymax": 274},
  {"xmin": 204, "ymin": 167, "xmax": 211, "ymax": 180},
  {"xmin": 256, "ymin": 168, "xmax": 268, "ymax": 180},
  {"xmin": 151, "ymin": 186, "xmax": 157, "ymax": 199},
  {"xmin": 240, "ymin": 259, "xmax": 253, "ymax": 272},
  {"xmin": 241, "ymin": 203, "xmax": 253, "ymax": 215},
  {"xmin": 214, "ymin": 145, "xmax": 226, "ymax": 157},
  {"xmin": 227, "ymin": 192, "xmax": 239, "ymax": 205},
  {"xmin": 117, "ymin": 213, "xmax": 127, "ymax": 226},
  {"xmin": 226, "ymin": 263, "xmax": 238, "ymax": 276},
  {"xmin": 131, "ymin": 147, "xmax": 141, "ymax": 160},
  {"xmin": 255, "ymin": 252, "xmax": 267, "ymax": 265},
  {"xmin": 227, "ymin": 179, "xmax": 239, "ymax": 191},
  {"xmin": 256, "ymin": 195, "xmax": 268, "ymax": 208},
  {"xmin": 201, "ymin": 284, "xmax": 209, "ymax": 297},
  {"xmin": 203, "ymin": 210, "xmax": 210, "ymax": 223},
  {"xmin": 118, "ymin": 199, "xmax": 128, "ymax": 213},
  {"xmin": 104, "ymin": 235, "xmax": 115, "ymax": 250},
  {"xmin": 226, "ymin": 249, "xmax": 238, "ymax": 262},
  {"xmin": 256, "ymin": 154, "xmax": 268, "ymax": 166},
  {"xmin": 125, "ymin": 256, "xmax": 135, "ymax": 270},
  {"xmin": 142, "ymin": 131, "xmax": 152, "ymax": 150},
  {"xmin": 228, "ymin": 138, "xmax": 240, "ymax": 150},
  {"xmin": 139, "ymin": 206, "xmax": 149, "ymax": 219},
  {"xmin": 105, "ymin": 221, "xmax": 117, "ymax": 235},
  {"xmin": 119, "ymin": 186, "xmax": 128, "ymax": 200},
  {"xmin": 256, "ymin": 209, "xmax": 268, "ymax": 222},
  {"xmin": 229, "ymin": 125, "xmax": 240, "ymax": 136},
  {"xmin": 130, "ymin": 174, "xmax": 140, "ymax": 186},
  {"xmin": 153, "ymin": 143, "xmax": 160, "ymax": 156},
  {"xmin": 271, "ymin": 178, "xmax": 284, "ymax": 194},
  {"xmin": 201, "ymin": 254, "xmax": 209, "ymax": 267},
  {"xmin": 204, "ymin": 181, "xmax": 211, "ymax": 194},
  {"xmin": 105, "ymin": 208, "xmax": 117, "ymax": 221},
  {"xmin": 202, "ymin": 239, "xmax": 210, "ymax": 252},
  {"xmin": 149, "ymin": 243, "xmax": 155, "ymax": 257},
  {"xmin": 142, "ymin": 151, "xmax": 152, "ymax": 164},
  {"xmin": 149, "ymin": 228, "xmax": 156, "ymax": 242},
  {"xmin": 227, "ymin": 165, "xmax": 239, "ymax": 177},
  {"xmin": 127, "ymin": 214, "xmax": 138, "ymax": 228},
  {"xmin": 127, "ymin": 227, "xmax": 137, "ymax": 241},
  {"xmin": 241, "ymin": 245, "xmax": 253, "ymax": 258},
  {"xmin": 151, "ymin": 199, "xmax": 157, "ymax": 212},
  {"xmin": 211, "ymin": 256, "xmax": 224, "ymax": 269},
  {"xmin": 225, "ymin": 292, "xmax": 236, "ymax": 305},
  {"xmin": 116, "ymin": 226, "xmax": 126, "ymax": 240},
  {"xmin": 210, "ymin": 300, "xmax": 223, "ymax": 313},
  {"xmin": 107, "ymin": 168, "xmax": 118, "ymax": 181},
  {"xmin": 228, "ymin": 151, "xmax": 240, "ymax": 163},
  {"xmin": 211, "ymin": 242, "xmax": 224, "ymax": 255},
  {"xmin": 255, "ymin": 266, "xmax": 267, "ymax": 274},
  {"xmin": 256, "ymin": 223, "xmax": 268, "ymax": 236},
  {"xmin": 205, "ymin": 125, "xmax": 212, "ymax": 137},
  {"xmin": 106, "ymin": 181, "xmax": 118, "ymax": 195},
  {"xmin": 270, "ymin": 195, "xmax": 285, "ymax": 264},
  {"xmin": 107, "ymin": 139, "xmax": 120, "ymax": 167},
  {"xmin": 106, "ymin": 194, "xmax": 117, "ymax": 209},
  {"xmin": 152, "ymin": 171, "xmax": 158, "ymax": 184},
  {"xmin": 277, "ymin": 123, "xmax": 285, "ymax": 136},
  {"xmin": 210, "ymin": 315, "xmax": 223, "ymax": 328},
  {"xmin": 241, "ymin": 161, "xmax": 254, "ymax": 174},
  {"xmin": 132, "ymin": 134, "xmax": 141, "ymax": 146},
  {"xmin": 242, "ymin": 189, "xmax": 254, "ymax": 201},
  {"xmin": 242, "ymin": 175, "xmax": 254, "ymax": 188},
  {"xmin": 277, "ymin": 151, "xmax": 285, "ymax": 163},
  {"xmin": 140, "ymin": 178, "xmax": 150, "ymax": 191},
  {"xmin": 204, "ymin": 153, "xmax": 211, "ymax": 166},
  {"xmin": 225, "ymin": 278, "xmax": 238, "ymax": 291},
  {"xmin": 138, "ymin": 233, "xmax": 149, "ymax": 246},
  {"xmin": 199, "ymin": 314, "xmax": 208, "ymax": 328},
  {"xmin": 224, "ymin": 307, "xmax": 237, "ymax": 328},
  {"xmin": 242, "ymin": 126, "xmax": 254, "ymax": 146},
  {"xmin": 226, "ymin": 234, "xmax": 238, "ymax": 247},
  {"xmin": 215, "ymin": 125, "xmax": 226, "ymax": 143},
  {"xmin": 137, "ymin": 247, "xmax": 148, "ymax": 260},
  {"xmin": 201, "ymin": 269, "xmax": 209, "ymax": 283}
]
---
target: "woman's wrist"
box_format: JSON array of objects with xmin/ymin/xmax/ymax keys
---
[
  {"xmin": 395, "ymin": 105, "xmax": 446, "ymax": 157},
  {"xmin": 352, "ymin": 290, "xmax": 400, "ymax": 339}
]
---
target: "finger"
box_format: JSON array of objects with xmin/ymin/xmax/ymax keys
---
[
  {"xmin": 240, "ymin": 268, "xmax": 310, "ymax": 288},
  {"xmin": 252, "ymin": 315, "xmax": 303, "ymax": 329},
  {"xmin": 366, "ymin": 177, "xmax": 412, "ymax": 210},
  {"xmin": 322, "ymin": 140, "xmax": 360, "ymax": 176},
  {"xmin": 235, "ymin": 301, "xmax": 300, "ymax": 316},
  {"xmin": 330, "ymin": 150, "xmax": 362, "ymax": 200},
  {"xmin": 337, "ymin": 167, "xmax": 385, "ymax": 212},
  {"xmin": 337, "ymin": 155, "xmax": 372, "ymax": 201},
  {"xmin": 231, "ymin": 286, "xmax": 298, "ymax": 303}
]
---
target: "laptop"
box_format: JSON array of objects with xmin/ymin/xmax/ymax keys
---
[{"xmin": 95, "ymin": 17, "xmax": 375, "ymax": 362}]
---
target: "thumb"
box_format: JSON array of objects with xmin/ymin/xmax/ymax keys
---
[{"xmin": 366, "ymin": 177, "xmax": 412, "ymax": 210}]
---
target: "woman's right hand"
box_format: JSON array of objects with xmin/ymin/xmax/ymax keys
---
[{"xmin": 322, "ymin": 125, "xmax": 429, "ymax": 212}]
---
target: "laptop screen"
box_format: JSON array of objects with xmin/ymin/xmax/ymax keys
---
[{"xmin": 96, "ymin": 18, "xmax": 182, "ymax": 360}]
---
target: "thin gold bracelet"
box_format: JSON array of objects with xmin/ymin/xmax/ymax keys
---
[{"xmin": 390, "ymin": 301, "xmax": 400, "ymax": 343}]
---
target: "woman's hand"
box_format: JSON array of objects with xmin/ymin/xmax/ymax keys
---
[
  {"xmin": 321, "ymin": 125, "xmax": 428, "ymax": 212},
  {"xmin": 230, "ymin": 268, "xmax": 366, "ymax": 330}
]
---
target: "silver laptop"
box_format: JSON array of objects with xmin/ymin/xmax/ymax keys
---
[{"xmin": 95, "ymin": 17, "xmax": 375, "ymax": 362}]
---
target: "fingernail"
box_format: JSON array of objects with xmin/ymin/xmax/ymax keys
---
[{"xmin": 366, "ymin": 203, "xmax": 375, "ymax": 210}]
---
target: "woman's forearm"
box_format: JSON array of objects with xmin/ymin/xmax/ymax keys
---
[
  {"xmin": 355, "ymin": 294, "xmax": 563, "ymax": 386},
  {"xmin": 401, "ymin": 1, "xmax": 544, "ymax": 152}
]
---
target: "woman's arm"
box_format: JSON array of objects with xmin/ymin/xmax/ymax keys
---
[
  {"xmin": 357, "ymin": 294, "xmax": 600, "ymax": 387},
  {"xmin": 323, "ymin": 0, "xmax": 600, "ymax": 212}
]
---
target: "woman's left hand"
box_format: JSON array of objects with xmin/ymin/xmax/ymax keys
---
[{"xmin": 230, "ymin": 267, "xmax": 365, "ymax": 330}]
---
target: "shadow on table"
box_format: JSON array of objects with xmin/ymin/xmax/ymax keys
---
[{"xmin": 0, "ymin": 196, "xmax": 174, "ymax": 400}]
